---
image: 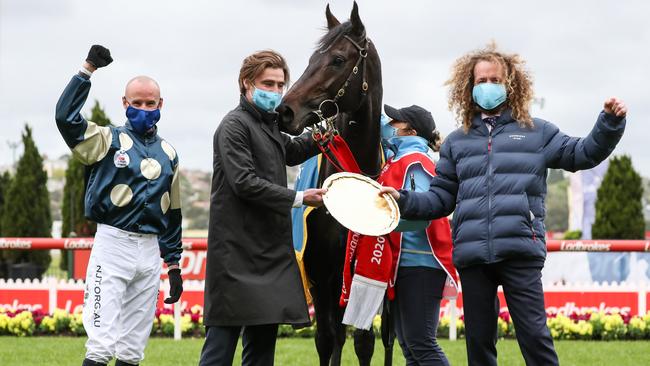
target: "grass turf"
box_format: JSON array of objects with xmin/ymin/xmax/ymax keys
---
[{"xmin": 1, "ymin": 336, "xmax": 649, "ymax": 365}]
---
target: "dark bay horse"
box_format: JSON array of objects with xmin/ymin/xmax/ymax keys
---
[{"xmin": 277, "ymin": 3, "xmax": 393, "ymax": 366}]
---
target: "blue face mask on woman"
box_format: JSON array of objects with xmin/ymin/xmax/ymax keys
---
[
  {"xmin": 380, "ymin": 115, "xmax": 400, "ymax": 159},
  {"xmin": 252, "ymin": 86, "xmax": 282, "ymax": 112},
  {"xmin": 381, "ymin": 120, "xmax": 413, "ymax": 142},
  {"xmin": 381, "ymin": 121, "xmax": 398, "ymax": 141},
  {"xmin": 126, "ymin": 105, "xmax": 161, "ymax": 135},
  {"xmin": 472, "ymin": 82, "xmax": 507, "ymax": 111}
]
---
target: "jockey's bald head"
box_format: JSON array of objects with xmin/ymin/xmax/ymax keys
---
[{"xmin": 122, "ymin": 76, "xmax": 163, "ymax": 111}]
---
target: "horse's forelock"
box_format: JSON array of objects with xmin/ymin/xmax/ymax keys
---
[{"xmin": 317, "ymin": 22, "xmax": 352, "ymax": 52}]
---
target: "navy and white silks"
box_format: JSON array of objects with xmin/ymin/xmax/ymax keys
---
[
  {"xmin": 56, "ymin": 74, "xmax": 183, "ymax": 364},
  {"xmin": 56, "ymin": 74, "xmax": 182, "ymax": 265}
]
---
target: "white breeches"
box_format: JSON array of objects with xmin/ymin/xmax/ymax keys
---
[{"xmin": 83, "ymin": 224, "xmax": 161, "ymax": 364}]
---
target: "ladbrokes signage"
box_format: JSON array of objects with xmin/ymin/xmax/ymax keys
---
[
  {"xmin": 6, "ymin": 238, "xmax": 650, "ymax": 281},
  {"xmin": 63, "ymin": 238, "xmax": 94, "ymax": 249},
  {"xmin": 0, "ymin": 238, "xmax": 32, "ymax": 249}
]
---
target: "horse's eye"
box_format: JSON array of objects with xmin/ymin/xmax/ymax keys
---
[{"xmin": 331, "ymin": 56, "xmax": 345, "ymax": 67}]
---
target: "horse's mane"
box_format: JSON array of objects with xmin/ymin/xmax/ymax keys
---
[{"xmin": 317, "ymin": 22, "xmax": 352, "ymax": 52}]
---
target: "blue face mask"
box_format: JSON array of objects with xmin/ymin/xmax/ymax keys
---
[
  {"xmin": 381, "ymin": 119, "xmax": 398, "ymax": 141},
  {"xmin": 472, "ymin": 82, "xmax": 507, "ymax": 111},
  {"xmin": 252, "ymin": 86, "xmax": 282, "ymax": 112},
  {"xmin": 380, "ymin": 115, "xmax": 399, "ymax": 159},
  {"xmin": 126, "ymin": 105, "xmax": 161, "ymax": 135}
]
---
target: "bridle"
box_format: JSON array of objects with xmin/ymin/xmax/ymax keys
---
[
  {"xmin": 309, "ymin": 31, "xmax": 370, "ymax": 138},
  {"xmin": 306, "ymin": 32, "xmax": 379, "ymax": 178},
  {"xmin": 329, "ymin": 33, "xmax": 370, "ymax": 104}
]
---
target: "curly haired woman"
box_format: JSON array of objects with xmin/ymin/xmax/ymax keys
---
[{"xmin": 381, "ymin": 44, "xmax": 627, "ymax": 366}]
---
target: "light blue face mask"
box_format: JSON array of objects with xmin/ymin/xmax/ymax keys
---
[
  {"xmin": 472, "ymin": 82, "xmax": 507, "ymax": 111},
  {"xmin": 380, "ymin": 114, "xmax": 398, "ymax": 159},
  {"xmin": 381, "ymin": 120, "xmax": 398, "ymax": 141},
  {"xmin": 252, "ymin": 86, "xmax": 282, "ymax": 112}
]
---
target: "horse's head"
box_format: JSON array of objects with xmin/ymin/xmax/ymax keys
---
[{"xmin": 277, "ymin": 2, "xmax": 381, "ymax": 135}]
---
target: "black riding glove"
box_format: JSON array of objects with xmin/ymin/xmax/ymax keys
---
[
  {"xmin": 86, "ymin": 45, "xmax": 113, "ymax": 68},
  {"xmin": 164, "ymin": 268, "xmax": 183, "ymax": 304}
]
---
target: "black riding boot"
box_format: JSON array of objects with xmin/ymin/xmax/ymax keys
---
[
  {"xmin": 82, "ymin": 359, "xmax": 107, "ymax": 366},
  {"xmin": 115, "ymin": 360, "xmax": 138, "ymax": 366}
]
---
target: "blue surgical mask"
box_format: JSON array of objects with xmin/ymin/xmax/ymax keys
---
[
  {"xmin": 252, "ymin": 86, "xmax": 282, "ymax": 112},
  {"xmin": 472, "ymin": 83, "xmax": 507, "ymax": 111},
  {"xmin": 380, "ymin": 115, "xmax": 398, "ymax": 159},
  {"xmin": 126, "ymin": 105, "xmax": 160, "ymax": 135},
  {"xmin": 381, "ymin": 120, "xmax": 398, "ymax": 141}
]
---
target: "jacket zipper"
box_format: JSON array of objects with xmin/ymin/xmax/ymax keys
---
[
  {"xmin": 531, "ymin": 227, "xmax": 537, "ymax": 242},
  {"xmin": 487, "ymin": 130, "xmax": 493, "ymax": 262},
  {"xmin": 488, "ymin": 134, "xmax": 492, "ymax": 153},
  {"xmin": 529, "ymin": 215, "xmax": 537, "ymax": 242}
]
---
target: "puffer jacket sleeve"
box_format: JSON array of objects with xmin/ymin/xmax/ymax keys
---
[
  {"xmin": 543, "ymin": 111, "xmax": 626, "ymax": 172},
  {"xmin": 394, "ymin": 163, "xmax": 431, "ymax": 232},
  {"xmin": 397, "ymin": 138, "xmax": 459, "ymax": 220}
]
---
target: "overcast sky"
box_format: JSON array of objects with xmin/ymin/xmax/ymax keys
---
[{"xmin": 1, "ymin": 0, "xmax": 648, "ymax": 176}]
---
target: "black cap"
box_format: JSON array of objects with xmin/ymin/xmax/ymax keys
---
[{"xmin": 384, "ymin": 104, "xmax": 436, "ymax": 140}]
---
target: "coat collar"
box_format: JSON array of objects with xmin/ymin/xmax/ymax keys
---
[
  {"xmin": 239, "ymin": 95, "xmax": 285, "ymax": 149},
  {"xmin": 389, "ymin": 136, "xmax": 429, "ymax": 157},
  {"xmin": 239, "ymin": 95, "xmax": 277, "ymax": 126},
  {"xmin": 471, "ymin": 108, "xmax": 515, "ymax": 135}
]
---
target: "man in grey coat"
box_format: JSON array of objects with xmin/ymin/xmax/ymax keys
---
[
  {"xmin": 381, "ymin": 45, "xmax": 627, "ymax": 366},
  {"xmin": 199, "ymin": 50, "xmax": 326, "ymax": 366}
]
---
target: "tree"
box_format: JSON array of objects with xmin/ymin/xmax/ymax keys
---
[
  {"xmin": 60, "ymin": 101, "xmax": 112, "ymax": 271},
  {"xmin": 0, "ymin": 171, "xmax": 11, "ymax": 235},
  {"xmin": 592, "ymin": 155, "xmax": 645, "ymax": 240},
  {"xmin": 545, "ymin": 174, "xmax": 569, "ymax": 233},
  {"xmin": 0, "ymin": 125, "xmax": 52, "ymax": 278},
  {"xmin": 643, "ymin": 178, "xmax": 650, "ymax": 231},
  {"xmin": 0, "ymin": 171, "xmax": 13, "ymax": 277}
]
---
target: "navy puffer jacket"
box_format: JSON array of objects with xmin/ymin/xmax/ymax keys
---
[{"xmin": 398, "ymin": 109, "xmax": 625, "ymax": 268}]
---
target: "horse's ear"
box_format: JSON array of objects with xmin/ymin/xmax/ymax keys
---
[
  {"xmin": 349, "ymin": 1, "xmax": 365, "ymax": 36},
  {"xmin": 325, "ymin": 4, "xmax": 341, "ymax": 30}
]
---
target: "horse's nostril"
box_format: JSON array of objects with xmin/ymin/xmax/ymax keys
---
[{"xmin": 278, "ymin": 104, "xmax": 294, "ymax": 125}]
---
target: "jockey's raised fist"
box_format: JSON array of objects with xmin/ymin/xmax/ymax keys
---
[{"xmin": 86, "ymin": 45, "xmax": 113, "ymax": 69}]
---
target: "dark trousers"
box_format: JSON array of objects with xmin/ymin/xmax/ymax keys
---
[
  {"xmin": 393, "ymin": 266, "xmax": 450, "ymax": 366},
  {"xmin": 458, "ymin": 259, "xmax": 559, "ymax": 366},
  {"xmin": 198, "ymin": 324, "xmax": 279, "ymax": 366}
]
